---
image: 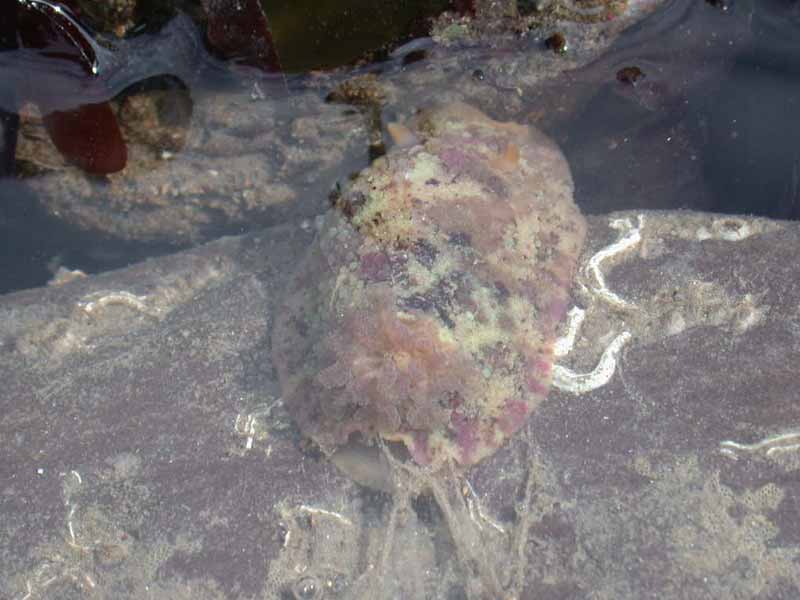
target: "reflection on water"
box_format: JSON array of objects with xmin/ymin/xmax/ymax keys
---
[
  {"xmin": 556, "ymin": 0, "xmax": 800, "ymax": 220},
  {"xmin": 705, "ymin": 0, "xmax": 800, "ymax": 218}
]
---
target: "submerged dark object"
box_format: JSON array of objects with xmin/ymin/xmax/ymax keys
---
[
  {"xmin": 545, "ymin": 31, "xmax": 568, "ymax": 54},
  {"xmin": 615, "ymin": 64, "xmax": 645, "ymax": 84},
  {"xmin": 254, "ymin": 0, "xmax": 473, "ymax": 73},
  {"xmin": 0, "ymin": 1, "xmax": 18, "ymax": 177},
  {"xmin": 201, "ymin": 0, "xmax": 282, "ymax": 73}
]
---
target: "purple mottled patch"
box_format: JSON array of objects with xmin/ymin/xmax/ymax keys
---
[
  {"xmin": 527, "ymin": 378, "xmax": 549, "ymax": 397},
  {"xmin": 525, "ymin": 355, "xmax": 552, "ymax": 396},
  {"xmin": 497, "ymin": 398, "xmax": 530, "ymax": 436},
  {"xmin": 410, "ymin": 431, "xmax": 432, "ymax": 465},
  {"xmin": 547, "ymin": 297, "xmax": 570, "ymax": 325},
  {"xmin": 359, "ymin": 252, "xmax": 391, "ymax": 281},
  {"xmin": 359, "ymin": 251, "xmax": 406, "ymax": 282},
  {"xmin": 451, "ymin": 411, "xmax": 480, "ymax": 464},
  {"xmin": 440, "ymin": 147, "xmax": 475, "ymax": 173}
]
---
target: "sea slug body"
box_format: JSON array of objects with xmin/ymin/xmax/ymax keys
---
[{"xmin": 273, "ymin": 102, "xmax": 586, "ymax": 467}]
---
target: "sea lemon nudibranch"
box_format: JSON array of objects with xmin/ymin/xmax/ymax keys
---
[{"xmin": 272, "ymin": 103, "xmax": 586, "ymax": 467}]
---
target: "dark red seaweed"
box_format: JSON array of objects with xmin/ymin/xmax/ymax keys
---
[
  {"xmin": 202, "ymin": 0, "xmax": 282, "ymax": 73},
  {"xmin": 42, "ymin": 102, "xmax": 127, "ymax": 174}
]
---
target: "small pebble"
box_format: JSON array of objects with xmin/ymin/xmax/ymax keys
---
[
  {"xmin": 545, "ymin": 32, "xmax": 568, "ymax": 54},
  {"xmin": 616, "ymin": 65, "xmax": 646, "ymax": 85}
]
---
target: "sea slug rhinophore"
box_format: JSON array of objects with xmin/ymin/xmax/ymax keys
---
[{"xmin": 272, "ymin": 102, "xmax": 586, "ymax": 467}]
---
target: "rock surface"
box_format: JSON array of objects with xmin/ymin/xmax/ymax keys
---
[{"xmin": 2, "ymin": 209, "xmax": 799, "ymax": 599}]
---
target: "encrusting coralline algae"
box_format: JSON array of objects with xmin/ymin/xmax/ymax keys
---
[{"xmin": 273, "ymin": 102, "xmax": 586, "ymax": 468}]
